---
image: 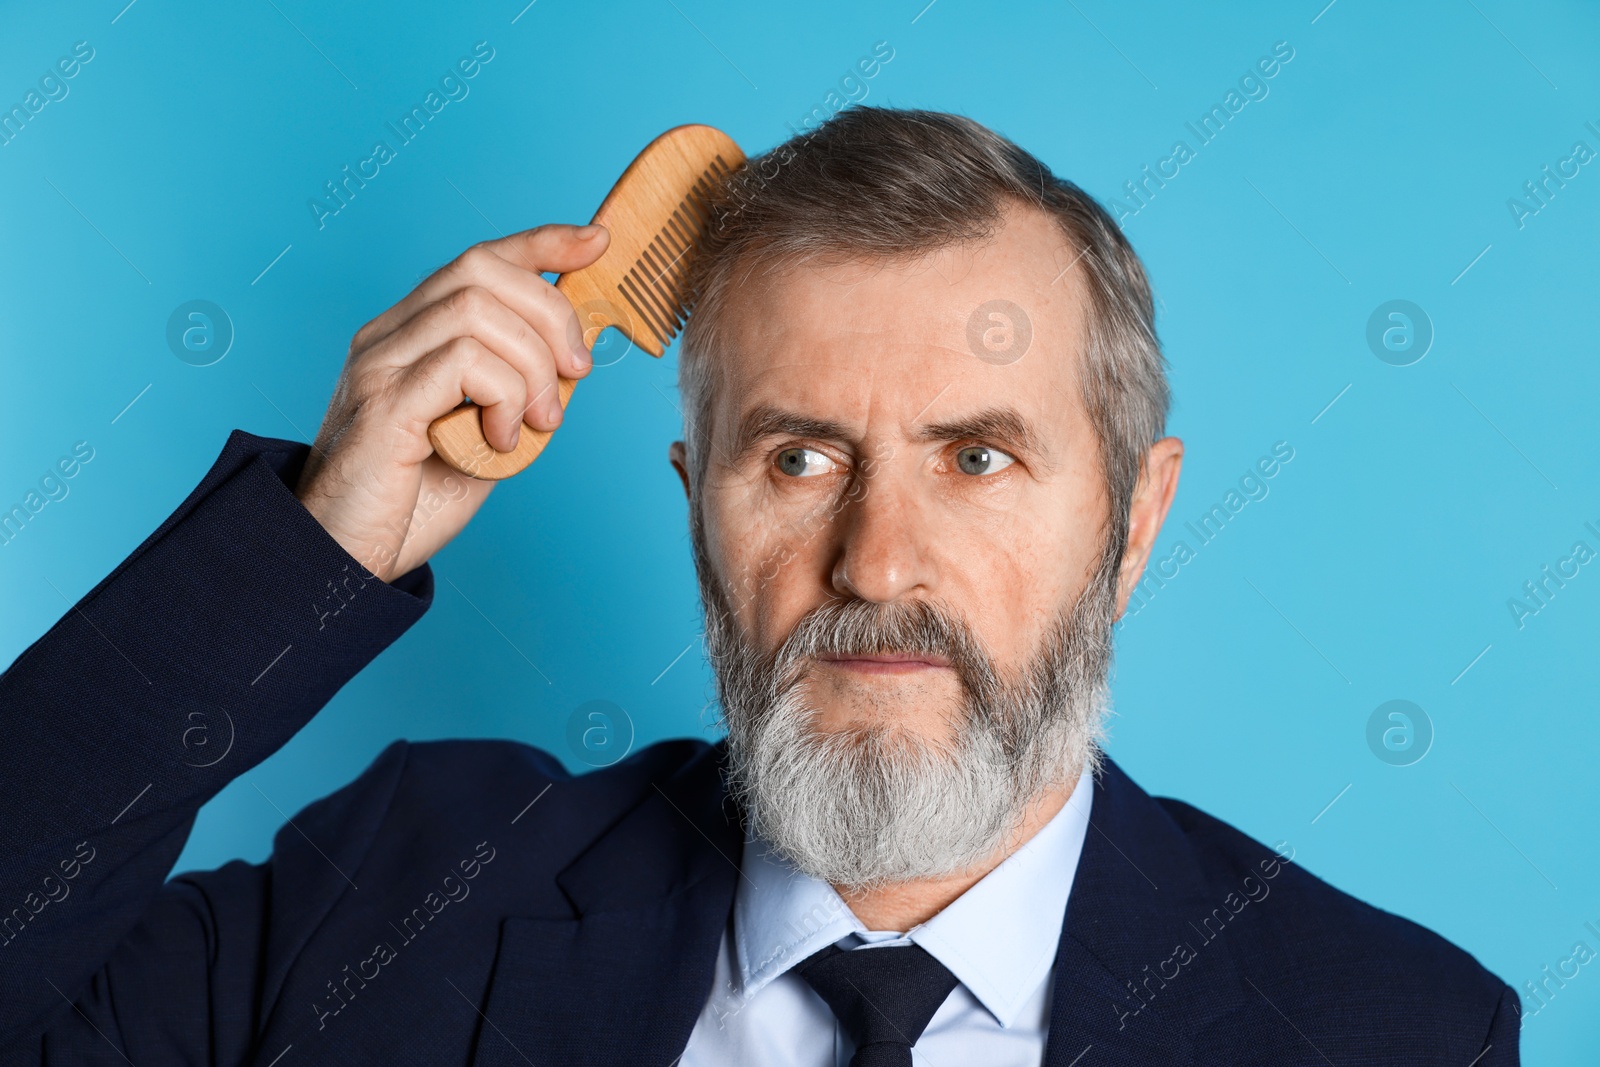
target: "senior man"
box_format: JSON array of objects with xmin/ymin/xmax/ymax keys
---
[{"xmin": 0, "ymin": 108, "xmax": 1516, "ymax": 1065}]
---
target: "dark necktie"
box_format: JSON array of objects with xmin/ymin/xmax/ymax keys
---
[{"xmin": 794, "ymin": 942, "xmax": 960, "ymax": 1066}]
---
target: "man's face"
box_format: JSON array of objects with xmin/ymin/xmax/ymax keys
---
[
  {"xmin": 688, "ymin": 203, "xmax": 1110, "ymax": 748},
  {"xmin": 672, "ymin": 199, "xmax": 1183, "ymax": 889}
]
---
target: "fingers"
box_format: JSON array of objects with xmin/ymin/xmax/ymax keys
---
[
  {"xmin": 361, "ymin": 285, "xmax": 567, "ymax": 434},
  {"xmin": 351, "ymin": 223, "xmax": 610, "ymax": 360},
  {"xmin": 399, "ymin": 336, "xmax": 534, "ymax": 454},
  {"xmin": 467, "ymin": 245, "xmax": 597, "ymax": 381}
]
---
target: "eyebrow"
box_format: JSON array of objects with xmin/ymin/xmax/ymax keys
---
[
  {"xmin": 728, "ymin": 402, "xmax": 1057, "ymax": 471},
  {"xmin": 730, "ymin": 405, "xmax": 851, "ymax": 465},
  {"xmin": 917, "ymin": 406, "xmax": 1057, "ymax": 472}
]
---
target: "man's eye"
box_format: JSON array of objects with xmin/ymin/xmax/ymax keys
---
[
  {"xmin": 955, "ymin": 445, "xmax": 1015, "ymax": 475},
  {"xmin": 775, "ymin": 447, "xmax": 835, "ymax": 477}
]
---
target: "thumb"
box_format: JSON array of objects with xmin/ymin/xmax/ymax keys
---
[{"xmin": 492, "ymin": 222, "xmax": 611, "ymax": 276}]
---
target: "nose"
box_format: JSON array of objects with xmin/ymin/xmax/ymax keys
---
[{"xmin": 829, "ymin": 461, "xmax": 936, "ymax": 604}]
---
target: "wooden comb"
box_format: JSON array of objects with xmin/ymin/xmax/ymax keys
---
[{"xmin": 428, "ymin": 124, "xmax": 745, "ymax": 480}]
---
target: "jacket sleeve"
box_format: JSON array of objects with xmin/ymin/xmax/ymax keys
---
[
  {"xmin": 0, "ymin": 430, "xmax": 433, "ymax": 1060},
  {"xmin": 1479, "ymin": 982, "xmax": 1523, "ymax": 1066}
]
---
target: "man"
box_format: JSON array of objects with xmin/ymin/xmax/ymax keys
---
[{"xmin": 0, "ymin": 108, "xmax": 1516, "ymax": 1065}]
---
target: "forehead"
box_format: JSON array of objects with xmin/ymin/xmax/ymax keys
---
[{"xmin": 708, "ymin": 203, "xmax": 1093, "ymax": 441}]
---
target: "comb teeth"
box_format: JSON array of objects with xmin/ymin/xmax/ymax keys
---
[{"xmin": 618, "ymin": 154, "xmax": 736, "ymax": 348}]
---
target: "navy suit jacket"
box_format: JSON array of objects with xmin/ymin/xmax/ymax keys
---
[{"xmin": 0, "ymin": 431, "xmax": 1519, "ymax": 1065}]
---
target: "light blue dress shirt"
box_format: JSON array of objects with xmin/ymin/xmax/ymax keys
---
[{"xmin": 679, "ymin": 765, "xmax": 1094, "ymax": 1066}]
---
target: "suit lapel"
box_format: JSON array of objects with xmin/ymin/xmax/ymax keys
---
[
  {"xmin": 1042, "ymin": 759, "xmax": 1245, "ymax": 1066},
  {"xmin": 470, "ymin": 743, "xmax": 742, "ymax": 1067}
]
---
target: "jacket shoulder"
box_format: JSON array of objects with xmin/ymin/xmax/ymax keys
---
[
  {"xmin": 1152, "ymin": 794, "xmax": 1517, "ymax": 1056},
  {"xmin": 393, "ymin": 734, "xmax": 714, "ymax": 790},
  {"xmin": 258, "ymin": 735, "xmax": 717, "ymax": 922},
  {"xmin": 373, "ymin": 734, "xmax": 717, "ymax": 841}
]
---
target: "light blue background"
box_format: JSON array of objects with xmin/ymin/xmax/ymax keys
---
[{"xmin": 3, "ymin": 1, "xmax": 1596, "ymax": 1061}]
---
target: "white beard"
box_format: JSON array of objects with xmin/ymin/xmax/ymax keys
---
[{"xmin": 692, "ymin": 519, "xmax": 1121, "ymax": 892}]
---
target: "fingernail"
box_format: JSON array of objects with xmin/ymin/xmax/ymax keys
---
[
  {"xmin": 575, "ymin": 224, "xmax": 601, "ymax": 239},
  {"xmin": 546, "ymin": 396, "xmax": 564, "ymax": 427},
  {"xmin": 571, "ymin": 344, "xmax": 592, "ymax": 370}
]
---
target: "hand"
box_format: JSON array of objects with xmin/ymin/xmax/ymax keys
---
[{"xmin": 295, "ymin": 223, "xmax": 610, "ymax": 583}]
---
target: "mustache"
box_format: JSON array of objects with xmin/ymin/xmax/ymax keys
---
[{"xmin": 767, "ymin": 596, "xmax": 1003, "ymax": 702}]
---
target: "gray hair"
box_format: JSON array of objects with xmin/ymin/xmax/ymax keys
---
[{"xmin": 677, "ymin": 106, "xmax": 1170, "ymax": 561}]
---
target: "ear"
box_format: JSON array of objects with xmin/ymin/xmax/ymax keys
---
[
  {"xmin": 1114, "ymin": 436, "xmax": 1184, "ymax": 620},
  {"xmin": 669, "ymin": 441, "xmax": 691, "ymax": 502}
]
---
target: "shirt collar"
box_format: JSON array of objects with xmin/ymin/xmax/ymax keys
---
[{"xmin": 732, "ymin": 763, "xmax": 1095, "ymax": 1028}]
